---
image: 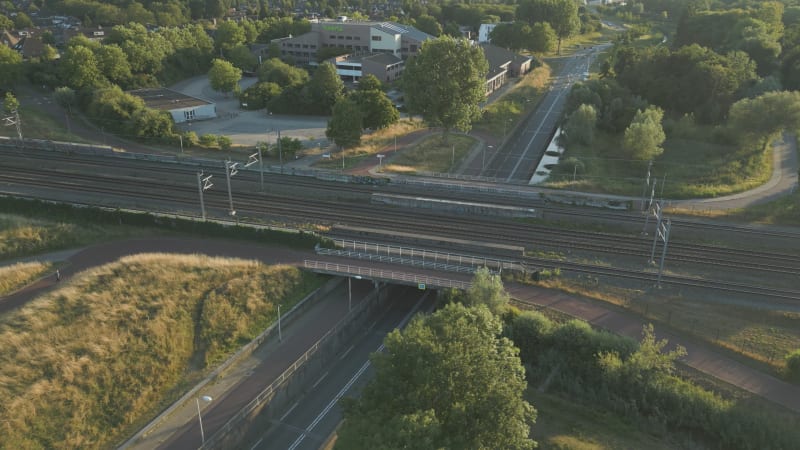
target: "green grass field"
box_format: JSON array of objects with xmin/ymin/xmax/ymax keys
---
[
  {"xmin": 544, "ymin": 128, "xmax": 772, "ymax": 199},
  {"xmin": 0, "ymin": 254, "xmax": 322, "ymax": 449},
  {"xmin": 0, "ymin": 105, "xmax": 91, "ymax": 143}
]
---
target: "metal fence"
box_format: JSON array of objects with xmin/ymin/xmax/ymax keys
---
[
  {"xmin": 320, "ymin": 239, "xmax": 519, "ymax": 274},
  {"xmin": 304, "ymin": 260, "xmax": 472, "ymax": 290}
]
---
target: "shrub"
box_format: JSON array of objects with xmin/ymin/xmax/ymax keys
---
[
  {"xmin": 217, "ymin": 135, "xmax": 233, "ymax": 151},
  {"xmin": 199, "ymin": 133, "xmax": 218, "ymax": 147},
  {"xmin": 786, "ymin": 349, "xmax": 800, "ymax": 382}
]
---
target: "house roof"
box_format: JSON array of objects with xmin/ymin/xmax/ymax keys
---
[
  {"xmin": 127, "ymin": 88, "xmax": 212, "ymax": 110},
  {"xmin": 361, "ymin": 52, "xmax": 403, "ymax": 65}
]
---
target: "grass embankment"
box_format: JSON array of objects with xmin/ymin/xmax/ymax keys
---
[
  {"xmin": 0, "ymin": 212, "xmax": 149, "ymax": 261},
  {"xmin": 528, "ymin": 391, "xmax": 681, "ymax": 450},
  {"xmin": 0, "ymin": 105, "xmax": 90, "ymax": 143},
  {"xmin": 544, "ymin": 126, "xmax": 773, "ymax": 199},
  {"xmin": 0, "ymin": 262, "xmax": 52, "ymax": 295},
  {"xmin": 0, "ymin": 253, "xmax": 323, "ymax": 449},
  {"xmin": 535, "ymin": 277, "xmax": 800, "ymax": 379},
  {"xmin": 312, "ymin": 119, "xmax": 425, "ymax": 170},
  {"xmin": 383, "ymin": 134, "xmax": 477, "ymax": 174}
]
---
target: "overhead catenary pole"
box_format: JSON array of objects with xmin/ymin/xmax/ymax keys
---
[
  {"xmin": 197, "ymin": 171, "xmax": 213, "ymax": 220},
  {"xmin": 640, "ymin": 160, "xmax": 653, "ymax": 212}
]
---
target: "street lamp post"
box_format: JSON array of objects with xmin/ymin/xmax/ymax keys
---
[
  {"xmin": 224, "ymin": 160, "xmax": 239, "ymax": 217},
  {"xmin": 196, "ymin": 395, "xmax": 213, "ymax": 446},
  {"xmin": 196, "ymin": 171, "xmax": 213, "ymax": 220}
]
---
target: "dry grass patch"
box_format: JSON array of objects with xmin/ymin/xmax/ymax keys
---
[
  {"xmin": 0, "ymin": 253, "xmax": 322, "ymax": 449},
  {"xmin": 0, "ymin": 261, "xmax": 52, "ymax": 295},
  {"xmin": 383, "ymin": 134, "xmax": 477, "ymax": 174},
  {"xmin": 313, "ymin": 118, "xmax": 425, "ymax": 169},
  {"xmin": 475, "ymin": 64, "xmax": 553, "ymax": 138},
  {"xmin": 535, "ymin": 277, "xmax": 800, "ymax": 376},
  {"xmin": 0, "ymin": 213, "xmax": 148, "ymax": 260}
]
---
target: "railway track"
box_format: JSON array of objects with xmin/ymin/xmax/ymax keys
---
[{"xmin": 2, "ymin": 153, "xmax": 799, "ymax": 301}]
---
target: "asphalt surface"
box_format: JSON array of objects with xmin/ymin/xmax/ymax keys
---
[
  {"xmin": 250, "ymin": 287, "xmax": 431, "ymax": 450},
  {"xmin": 481, "ymin": 46, "xmax": 607, "ymax": 182}
]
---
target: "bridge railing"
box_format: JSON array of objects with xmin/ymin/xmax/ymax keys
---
[{"xmin": 304, "ymin": 260, "xmax": 472, "ymax": 290}]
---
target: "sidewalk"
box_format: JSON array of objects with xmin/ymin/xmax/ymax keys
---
[{"xmin": 508, "ymin": 284, "xmax": 800, "ymax": 413}]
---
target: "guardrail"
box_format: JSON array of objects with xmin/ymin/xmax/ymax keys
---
[
  {"xmin": 319, "ymin": 239, "xmax": 519, "ymax": 273},
  {"xmin": 201, "ymin": 279, "xmax": 382, "ymax": 449},
  {"xmin": 304, "ymin": 260, "xmax": 472, "ymax": 290}
]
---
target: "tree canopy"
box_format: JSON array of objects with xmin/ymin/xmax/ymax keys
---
[
  {"xmin": 306, "ymin": 62, "xmax": 345, "ymax": 115},
  {"xmin": 208, "ymin": 58, "xmax": 242, "ymax": 95},
  {"xmin": 336, "ymin": 302, "xmax": 536, "ymax": 450},
  {"xmin": 326, "ymin": 97, "xmax": 363, "ymax": 149},
  {"xmin": 623, "ymin": 106, "xmax": 666, "ymax": 160},
  {"xmin": 516, "ymin": 0, "xmax": 579, "ymax": 54},
  {"xmin": 402, "ymin": 36, "xmax": 488, "ymax": 138}
]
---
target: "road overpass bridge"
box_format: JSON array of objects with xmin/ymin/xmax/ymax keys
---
[{"xmin": 303, "ymin": 260, "xmax": 472, "ymax": 290}]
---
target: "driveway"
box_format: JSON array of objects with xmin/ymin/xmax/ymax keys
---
[{"xmin": 169, "ymin": 76, "xmax": 330, "ymax": 147}]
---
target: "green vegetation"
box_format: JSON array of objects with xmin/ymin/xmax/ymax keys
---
[
  {"xmin": 528, "ymin": 391, "xmax": 682, "ymax": 450},
  {"xmin": 723, "ymin": 189, "xmax": 800, "ymax": 226},
  {"xmin": 787, "ymin": 350, "xmax": 800, "ymax": 382},
  {"xmin": 337, "ymin": 303, "xmax": 536, "ymax": 450},
  {"xmin": 0, "ymin": 262, "xmax": 52, "ymax": 295},
  {"xmin": 384, "ymin": 134, "xmax": 476, "ymax": 174},
  {"xmin": 535, "ymin": 276, "xmax": 800, "ymax": 379},
  {"xmin": 0, "ymin": 105, "xmax": 89, "ymax": 143},
  {"xmin": 0, "ymin": 254, "xmax": 322, "ymax": 449},
  {"xmin": 506, "ymin": 311, "xmax": 800, "ymax": 449}
]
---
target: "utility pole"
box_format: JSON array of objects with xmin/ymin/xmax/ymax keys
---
[
  {"xmin": 197, "ymin": 171, "xmax": 213, "ymax": 220},
  {"xmin": 225, "ymin": 160, "xmax": 239, "ymax": 216},
  {"xmin": 277, "ymin": 129, "xmax": 283, "ymax": 174},
  {"xmin": 640, "ymin": 160, "xmax": 653, "ymax": 212}
]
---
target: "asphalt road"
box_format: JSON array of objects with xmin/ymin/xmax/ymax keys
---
[
  {"xmin": 249, "ymin": 286, "xmax": 431, "ymax": 450},
  {"xmin": 482, "ymin": 46, "xmax": 608, "ymax": 183}
]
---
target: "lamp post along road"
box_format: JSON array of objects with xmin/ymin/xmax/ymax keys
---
[
  {"xmin": 196, "ymin": 395, "xmax": 213, "ymax": 446},
  {"xmin": 348, "ymin": 275, "xmax": 362, "ymax": 311},
  {"xmin": 483, "ymin": 145, "xmax": 494, "ymax": 172}
]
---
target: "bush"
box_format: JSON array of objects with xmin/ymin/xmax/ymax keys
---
[
  {"xmin": 217, "ymin": 135, "xmax": 232, "ymax": 151},
  {"xmin": 199, "ymin": 133, "xmax": 218, "ymax": 147},
  {"xmin": 786, "ymin": 349, "xmax": 800, "ymax": 382}
]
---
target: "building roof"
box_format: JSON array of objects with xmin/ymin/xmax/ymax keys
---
[
  {"xmin": 480, "ymin": 43, "xmax": 532, "ymax": 68},
  {"xmin": 127, "ymin": 88, "xmax": 212, "ymax": 110},
  {"xmin": 362, "ymin": 52, "xmax": 403, "ymax": 65},
  {"xmin": 313, "ymin": 20, "xmax": 433, "ymax": 43}
]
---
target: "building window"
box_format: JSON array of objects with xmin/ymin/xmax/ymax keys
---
[
  {"xmin": 355, "ymin": 36, "xmax": 361, "ymax": 40},
  {"xmin": 372, "ymin": 36, "xmax": 382, "ymax": 41},
  {"xmin": 330, "ymin": 35, "xmax": 335, "ymax": 39},
  {"xmin": 410, "ymin": 44, "xmax": 417, "ymax": 52},
  {"xmin": 184, "ymin": 109, "xmax": 195, "ymax": 121},
  {"xmin": 346, "ymin": 36, "xmax": 352, "ymax": 40}
]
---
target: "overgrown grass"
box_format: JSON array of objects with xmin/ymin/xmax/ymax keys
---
[
  {"xmin": 383, "ymin": 134, "xmax": 477, "ymax": 174},
  {"xmin": 528, "ymin": 390, "xmax": 681, "ymax": 450},
  {"xmin": 0, "ymin": 106, "xmax": 91, "ymax": 143},
  {"xmin": 474, "ymin": 64, "xmax": 553, "ymax": 138},
  {"xmin": 707, "ymin": 190, "xmax": 800, "ymax": 226},
  {"xmin": 544, "ymin": 127, "xmax": 772, "ymax": 199},
  {"xmin": 313, "ymin": 118, "xmax": 425, "ymax": 169},
  {"xmin": 0, "ymin": 261, "xmax": 52, "ymax": 295},
  {"xmin": 0, "ymin": 254, "xmax": 323, "ymax": 449},
  {"xmin": 0, "ymin": 213, "xmax": 149, "ymax": 261},
  {"xmin": 535, "ymin": 277, "xmax": 800, "ymax": 379}
]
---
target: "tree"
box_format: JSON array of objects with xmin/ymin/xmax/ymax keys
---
[
  {"xmin": 357, "ymin": 73, "xmax": 383, "ymax": 92},
  {"xmin": 3, "ymin": 92, "xmax": 19, "ymax": 114},
  {"xmin": 623, "ymin": 106, "xmax": 666, "ymax": 160},
  {"xmin": 402, "ymin": 36, "xmax": 488, "ymax": 140},
  {"xmin": 415, "ymin": 14, "xmax": 442, "ymax": 36},
  {"xmin": 60, "ymin": 44, "xmax": 103, "ymax": 90},
  {"xmin": 326, "ymin": 97, "xmax": 363, "ymax": 149},
  {"xmin": 787, "ymin": 349, "xmax": 800, "ymax": 382},
  {"xmin": 53, "ymin": 87, "xmax": 77, "ymax": 113},
  {"xmin": 95, "ymin": 44, "xmax": 132, "ymax": 86},
  {"xmin": 563, "ymin": 103, "xmax": 597, "ymax": 146},
  {"xmin": 215, "ymin": 20, "xmax": 246, "ymax": 55},
  {"xmin": 306, "ymin": 62, "xmax": 344, "ymax": 115},
  {"xmin": 464, "ymin": 267, "xmax": 510, "ymax": 314},
  {"xmin": 256, "ymin": 58, "xmax": 309, "ymax": 87},
  {"xmin": 336, "ymin": 303, "xmax": 536, "ymax": 450},
  {"xmin": 208, "ymin": 58, "xmax": 242, "ymax": 96},
  {"xmin": 226, "ymin": 44, "xmax": 258, "ymax": 71},
  {"xmin": 351, "ymin": 89, "xmax": 399, "ymax": 130},
  {"xmin": 517, "ymin": 0, "xmax": 579, "ymax": 54},
  {"xmin": 529, "ymin": 22, "xmax": 557, "ymax": 53},
  {"xmin": 240, "ymin": 81, "xmax": 281, "ymax": 110},
  {"xmin": 0, "ymin": 44, "xmax": 23, "ymax": 87},
  {"xmin": 728, "ymin": 91, "xmax": 800, "ymax": 144}
]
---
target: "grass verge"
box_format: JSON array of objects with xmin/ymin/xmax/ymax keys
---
[
  {"xmin": 0, "ymin": 106, "xmax": 91, "ymax": 143},
  {"xmin": 383, "ymin": 133, "xmax": 477, "ymax": 174},
  {"xmin": 312, "ymin": 119, "xmax": 425, "ymax": 170},
  {"xmin": 535, "ymin": 276, "xmax": 800, "ymax": 380},
  {"xmin": 527, "ymin": 390, "xmax": 681, "ymax": 450},
  {"xmin": 0, "ymin": 254, "xmax": 323, "ymax": 449},
  {"xmin": 0, "ymin": 261, "xmax": 52, "ymax": 295}
]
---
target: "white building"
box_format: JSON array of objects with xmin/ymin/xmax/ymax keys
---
[{"xmin": 127, "ymin": 88, "xmax": 217, "ymax": 123}]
